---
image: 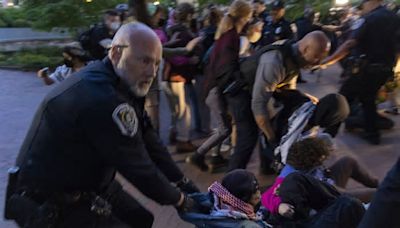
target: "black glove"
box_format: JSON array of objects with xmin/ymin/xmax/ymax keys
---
[
  {"xmin": 175, "ymin": 194, "xmax": 196, "ymax": 213},
  {"xmin": 176, "ymin": 177, "xmax": 200, "ymax": 194}
]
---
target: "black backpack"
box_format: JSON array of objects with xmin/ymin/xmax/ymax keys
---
[
  {"xmin": 239, "ymin": 39, "xmax": 299, "ymax": 91},
  {"xmin": 78, "ymin": 28, "xmax": 92, "ymax": 51}
]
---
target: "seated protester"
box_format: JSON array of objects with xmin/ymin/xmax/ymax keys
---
[
  {"xmin": 181, "ymin": 169, "xmax": 271, "ymax": 228},
  {"xmin": 262, "ymin": 138, "xmax": 377, "ymax": 227},
  {"xmin": 260, "ymin": 89, "xmax": 349, "ymax": 173},
  {"xmin": 266, "ymin": 172, "xmax": 366, "ymax": 228},
  {"xmin": 37, "ymin": 45, "xmax": 91, "ymax": 85}
]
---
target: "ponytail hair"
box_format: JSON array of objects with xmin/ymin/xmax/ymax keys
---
[{"xmin": 215, "ymin": 0, "xmax": 252, "ymax": 40}]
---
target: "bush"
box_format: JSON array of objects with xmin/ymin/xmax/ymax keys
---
[
  {"xmin": 0, "ymin": 18, "xmax": 7, "ymax": 27},
  {"xmin": 13, "ymin": 19, "xmax": 31, "ymax": 27},
  {"xmin": 0, "ymin": 47, "xmax": 63, "ymax": 70},
  {"xmin": 0, "ymin": 8, "xmax": 30, "ymax": 27}
]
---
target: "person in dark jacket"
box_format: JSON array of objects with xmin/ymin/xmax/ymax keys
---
[
  {"xmin": 252, "ymin": 0, "xmax": 269, "ymax": 23},
  {"xmin": 79, "ymin": 10, "xmax": 122, "ymax": 60},
  {"xmin": 258, "ymin": 0, "xmax": 294, "ymax": 46},
  {"xmin": 194, "ymin": 0, "xmax": 253, "ymax": 172},
  {"xmin": 8, "ymin": 22, "xmax": 199, "ymax": 228},
  {"xmin": 321, "ymin": 0, "xmax": 400, "ymax": 145},
  {"xmin": 262, "ymin": 138, "xmax": 370, "ymax": 228}
]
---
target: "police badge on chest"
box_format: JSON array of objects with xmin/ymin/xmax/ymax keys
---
[{"xmin": 112, "ymin": 103, "xmax": 138, "ymax": 137}]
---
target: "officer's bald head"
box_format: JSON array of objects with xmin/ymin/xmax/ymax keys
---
[
  {"xmin": 109, "ymin": 22, "xmax": 161, "ymax": 97},
  {"xmin": 297, "ymin": 31, "xmax": 331, "ymax": 68}
]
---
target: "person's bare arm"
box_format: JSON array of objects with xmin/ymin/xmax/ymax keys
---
[
  {"xmin": 37, "ymin": 67, "xmax": 55, "ymax": 85},
  {"xmin": 252, "ymin": 53, "xmax": 284, "ymax": 143},
  {"xmin": 321, "ymin": 39, "xmax": 357, "ymax": 68}
]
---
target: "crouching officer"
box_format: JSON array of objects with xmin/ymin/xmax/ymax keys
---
[
  {"xmin": 4, "ymin": 22, "xmax": 199, "ymax": 228},
  {"xmin": 251, "ymin": 31, "xmax": 333, "ymax": 174}
]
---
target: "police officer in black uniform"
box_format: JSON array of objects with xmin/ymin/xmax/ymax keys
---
[
  {"xmin": 252, "ymin": 0, "xmax": 268, "ymax": 23},
  {"xmin": 258, "ymin": 0, "xmax": 294, "ymax": 46},
  {"xmin": 79, "ymin": 10, "xmax": 122, "ymax": 60},
  {"xmin": 5, "ymin": 22, "xmax": 199, "ymax": 227},
  {"xmin": 321, "ymin": 0, "xmax": 400, "ymax": 145}
]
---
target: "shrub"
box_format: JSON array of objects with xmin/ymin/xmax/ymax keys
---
[
  {"xmin": 0, "ymin": 47, "xmax": 63, "ymax": 70},
  {"xmin": 0, "ymin": 8, "xmax": 29, "ymax": 27}
]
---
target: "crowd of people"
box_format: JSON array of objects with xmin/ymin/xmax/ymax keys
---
[{"xmin": 4, "ymin": 0, "xmax": 400, "ymax": 227}]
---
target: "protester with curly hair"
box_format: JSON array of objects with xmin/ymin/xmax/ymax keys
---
[{"xmin": 262, "ymin": 137, "xmax": 378, "ymax": 223}]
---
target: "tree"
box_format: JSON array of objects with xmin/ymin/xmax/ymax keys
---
[
  {"xmin": 22, "ymin": 0, "xmax": 125, "ymax": 31},
  {"xmin": 285, "ymin": 0, "xmax": 332, "ymax": 21}
]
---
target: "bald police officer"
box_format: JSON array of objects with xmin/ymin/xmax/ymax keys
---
[{"xmin": 6, "ymin": 22, "xmax": 199, "ymax": 227}]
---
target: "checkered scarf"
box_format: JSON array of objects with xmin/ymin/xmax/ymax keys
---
[{"xmin": 208, "ymin": 181, "xmax": 256, "ymax": 220}]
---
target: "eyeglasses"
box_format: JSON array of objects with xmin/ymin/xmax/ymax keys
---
[{"xmin": 112, "ymin": 44, "xmax": 129, "ymax": 51}]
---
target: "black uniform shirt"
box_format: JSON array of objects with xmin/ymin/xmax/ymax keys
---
[
  {"xmin": 16, "ymin": 59, "xmax": 182, "ymax": 205},
  {"xmin": 351, "ymin": 6, "xmax": 400, "ymax": 66},
  {"xmin": 83, "ymin": 24, "xmax": 114, "ymax": 60},
  {"xmin": 260, "ymin": 17, "xmax": 294, "ymax": 46}
]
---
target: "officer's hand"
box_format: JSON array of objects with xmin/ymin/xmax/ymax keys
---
[
  {"xmin": 176, "ymin": 177, "xmax": 200, "ymax": 194},
  {"xmin": 175, "ymin": 193, "xmax": 196, "ymax": 213},
  {"xmin": 304, "ymin": 93, "xmax": 319, "ymax": 104}
]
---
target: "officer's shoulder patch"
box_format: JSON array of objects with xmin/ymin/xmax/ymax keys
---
[
  {"xmin": 112, "ymin": 103, "xmax": 138, "ymax": 137},
  {"xmin": 351, "ymin": 18, "xmax": 365, "ymax": 31}
]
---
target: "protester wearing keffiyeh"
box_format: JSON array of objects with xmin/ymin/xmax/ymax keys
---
[{"xmin": 208, "ymin": 169, "xmax": 262, "ymax": 221}]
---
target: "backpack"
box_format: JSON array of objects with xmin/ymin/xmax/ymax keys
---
[
  {"xmin": 240, "ymin": 39, "xmax": 298, "ymax": 91},
  {"xmin": 78, "ymin": 26, "xmax": 95, "ymax": 52}
]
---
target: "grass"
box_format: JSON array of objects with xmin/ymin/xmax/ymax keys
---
[{"xmin": 0, "ymin": 47, "xmax": 63, "ymax": 71}]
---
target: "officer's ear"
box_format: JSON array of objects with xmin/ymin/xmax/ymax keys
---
[
  {"xmin": 299, "ymin": 43, "xmax": 308, "ymax": 57},
  {"xmin": 109, "ymin": 45, "xmax": 123, "ymax": 65}
]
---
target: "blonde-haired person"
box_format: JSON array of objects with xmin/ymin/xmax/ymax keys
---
[{"xmin": 186, "ymin": 0, "xmax": 254, "ymax": 171}]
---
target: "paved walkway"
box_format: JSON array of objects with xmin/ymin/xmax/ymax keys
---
[
  {"xmin": 0, "ymin": 65, "xmax": 399, "ymax": 227},
  {"xmin": 0, "ymin": 28, "xmax": 70, "ymax": 43}
]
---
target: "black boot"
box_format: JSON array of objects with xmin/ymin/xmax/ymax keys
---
[{"xmin": 186, "ymin": 153, "xmax": 208, "ymax": 171}]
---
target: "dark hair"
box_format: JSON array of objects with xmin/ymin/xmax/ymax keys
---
[
  {"xmin": 175, "ymin": 3, "xmax": 195, "ymax": 23},
  {"xmin": 252, "ymin": 0, "xmax": 265, "ymax": 5},
  {"xmin": 286, "ymin": 138, "xmax": 332, "ymax": 171},
  {"xmin": 154, "ymin": 5, "xmax": 164, "ymax": 16},
  {"xmin": 221, "ymin": 169, "xmax": 259, "ymax": 203},
  {"xmin": 63, "ymin": 46, "xmax": 90, "ymax": 62},
  {"xmin": 205, "ymin": 6, "xmax": 223, "ymax": 27},
  {"xmin": 104, "ymin": 9, "xmax": 120, "ymax": 17}
]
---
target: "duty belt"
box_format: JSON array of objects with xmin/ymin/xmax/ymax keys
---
[{"xmin": 20, "ymin": 190, "xmax": 113, "ymax": 217}]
